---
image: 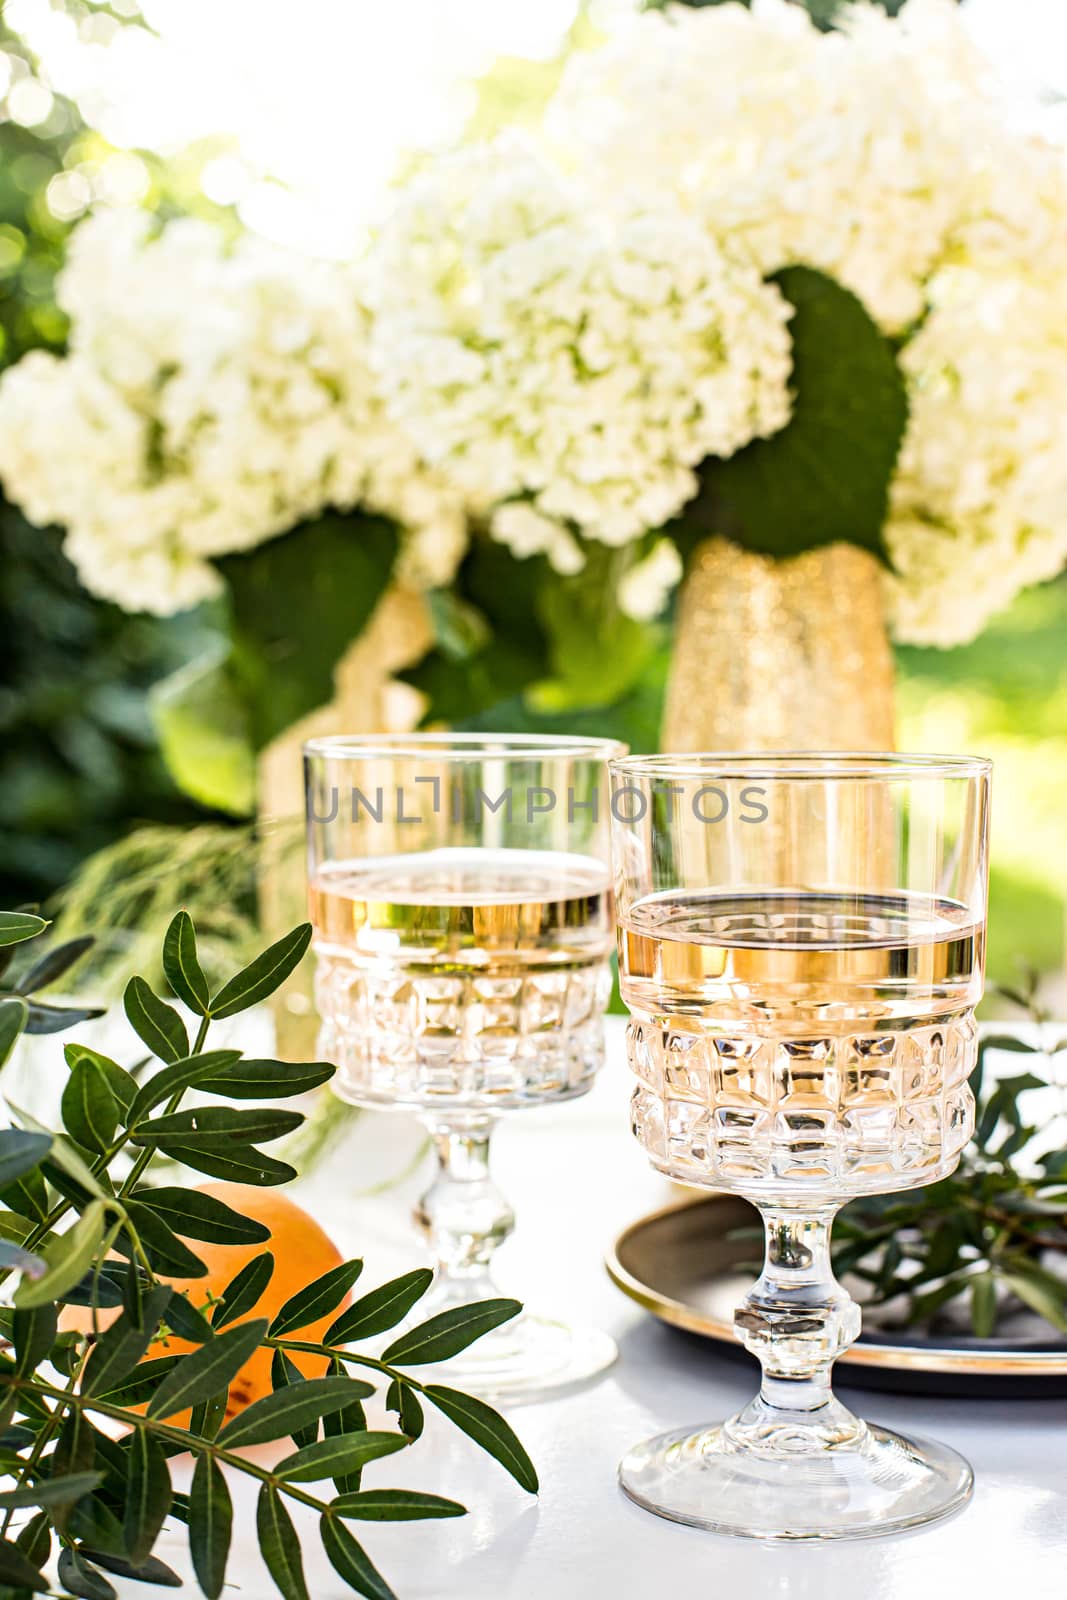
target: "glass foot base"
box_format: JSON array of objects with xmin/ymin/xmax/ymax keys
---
[
  {"xmin": 418, "ymin": 1310, "xmax": 617, "ymax": 1403},
  {"xmin": 619, "ymin": 1412, "xmax": 973, "ymax": 1541}
]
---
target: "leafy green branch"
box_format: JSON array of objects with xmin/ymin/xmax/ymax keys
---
[
  {"xmin": 0, "ymin": 907, "xmax": 537, "ymax": 1600},
  {"xmin": 836, "ymin": 1018, "xmax": 1067, "ymax": 1338},
  {"xmin": 0, "ymin": 911, "xmax": 103, "ymax": 1040}
]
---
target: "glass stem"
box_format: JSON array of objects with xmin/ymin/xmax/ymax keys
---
[
  {"xmin": 733, "ymin": 1203, "xmax": 862, "ymax": 1436},
  {"xmin": 415, "ymin": 1115, "xmax": 515, "ymax": 1307}
]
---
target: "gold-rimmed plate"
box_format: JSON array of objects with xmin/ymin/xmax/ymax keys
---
[{"xmin": 607, "ymin": 1194, "xmax": 1067, "ymax": 1398}]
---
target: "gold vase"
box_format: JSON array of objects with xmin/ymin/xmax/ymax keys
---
[
  {"xmin": 257, "ymin": 585, "xmax": 432, "ymax": 1058},
  {"xmin": 662, "ymin": 538, "xmax": 895, "ymax": 752}
]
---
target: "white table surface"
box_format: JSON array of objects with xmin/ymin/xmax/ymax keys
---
[{"xmin": 88, "ymin": 1019, "xmax": 1067, "ymax": 1598}]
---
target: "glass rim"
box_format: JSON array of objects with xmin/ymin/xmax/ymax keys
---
[
  {"xmin": 304, "ymin": 732, "xmax": 629, "ymax": 763},
  {"xmin": 608, "ymin": 750, "xmax": 992, "ymax": 781}
]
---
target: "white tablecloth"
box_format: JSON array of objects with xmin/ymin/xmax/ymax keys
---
[{"xmin": 107, "ymin": 1019, "xmax": 1067, "ymax": 1598}]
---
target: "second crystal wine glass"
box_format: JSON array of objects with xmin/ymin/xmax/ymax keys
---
[
  {"xmin": 305, "ymin": 733, "xmax": 625, "ymax": 1399},
  {"xmin": 609, "ymin": 752, "xmax": 991, "ymax": 1539}
]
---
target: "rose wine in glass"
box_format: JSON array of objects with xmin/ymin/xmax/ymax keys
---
[
  {"xmin": 621, "ymin": 888, "xmax": 980, "ymax": 1193},
  {"xmin": 311, "ymin": 847, "xmax": 613, "ymax": 1107},
  {"xmin": 305, "ymin": 734, "xmax": 625, "ymax": 1400},
  {"xmin": 610, "ymin": 753, "xmax": 991, "ymax": 1540}
]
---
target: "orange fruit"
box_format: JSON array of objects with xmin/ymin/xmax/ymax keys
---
[
  {"xmin": 63, "ymin": 1182, "xmax": 351, "ymax": 1427},
  {"xmin": 156, "ymin": 1182, "xmax": 350, "ymax": 1423}
]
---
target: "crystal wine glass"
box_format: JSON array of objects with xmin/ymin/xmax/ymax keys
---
[
  {"xmin": 305, "ymin": 733, "xmax": 626, "ymax": 1400},
  {"xmin": 609, "ymin": 752, "xmax": 991, "ymax": 1539}
]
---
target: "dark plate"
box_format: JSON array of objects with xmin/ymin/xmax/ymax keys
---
[{"xmin": 607, "ymin": 1194, "xmax": 1067, "ymax": 1398}]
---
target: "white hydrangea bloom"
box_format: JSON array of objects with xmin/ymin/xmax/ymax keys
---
[
  {"xmin": 366, "ymin": 141, "xmax": 793, "ymax": 550},
  {"xmin": 543, "ymin": 0, "xmax": 1067, "ymax": 639},
  {"xmin": 491, "ymin": 504, "xmax": 586, "ymax": 575},
  {"xmin": 888, "ymin": 265, "xmax": 1067, "ymax": 645},
  {"xmin": 617, "ymin": 538, "xmax": 684, "ymax": 622},
  {"xmin": 0, "ymin": 346, "xmax": 219, "ymax": 613},
  {"xmin": 0, "ymin": 210, "xmax": 468, "ymax": 615},
  {"xmin": 58, "ymin": 212, "xmax": 241, "ymax": 395},
  {"xmin": 548, "ymin": 0, "xmax": 1061, "ymax": 336},
  {"xmin": 3, "ymin": 0, "xmax": 1066, "ymax": 651}
]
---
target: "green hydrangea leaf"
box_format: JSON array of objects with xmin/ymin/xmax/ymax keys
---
[
  {"xmin": 150, "ymin": 645, "xmax": 256, "ymax": 818},
  {"xmin": 676, "ymin": 265, "xmax": 908, "ymax": 563},
  {"xmin": 215, "ymin": 512, "xmax": 398, "ymax": 750}
]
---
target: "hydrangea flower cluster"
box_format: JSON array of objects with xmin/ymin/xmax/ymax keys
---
[
  {"xmin": 888, "ymin": 266, "xmax": 1067, "ymax": 644},
  {"xmin": 365, "ymin": 141, "xmax": 794, "ymax": 567},
  {"xmin": 548, "ymin": 0, "xmax": 1059, "ymax": 337},
  {"xmin": 545, "ymin": 0, "xmax": 1067, "ymax": 639},
  {"xmin": 1, "ymin": 0, "xmax": 1065, "ymax": 644},
  {"xmin": 0, "ymin": 212, "xmax": 467, "ymax": 614}
]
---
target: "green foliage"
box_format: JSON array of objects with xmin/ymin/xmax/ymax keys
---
[
  {"xmin": 148, "ymin": 510, "xmax": 401, "ymax": 811},
  {"xmin": 0, "ymin": 909, "xmax": 537, "ymax": 1599},
  {"xmin": 403, "ymin": 536, "xmax": 666, "ymax": 748},
  {"xmin": 123, "ymin": 978, "xmax": 189, "ymax": 1066},
  {"xmin": 209, "ymin": 924, "xmax": 311, "ymax": 1019},
  {"xmin": 269, "ymin": 1261, "xmax": 366, "ymax": 1338},
  {"xmin": 0, "ymin": 24, "xmax": 74, "ymax": 369},
  {"xmin": 319, "ymin": 1511, "xmax": 394, "ymax": 1600},
  {"xmin": 326, "ymin": 1271, "xmax": 435, "ymax": 1344},
  {"xmin": 150, "ymin": 648, "xmax": 257, "ymax": 818},
  {"xmin": 333, "ymin": 1489, "xmax": 465, "ymax": 1521},
  {"xmin": 0, "ymin": 918, "xmax": 103, "ymax": 1037},
  {"xmin": 53, "ymin": 823, "xmax": 263, "ymax": 1000},
  {"xmin": 215, "ymin": 511, "xmax": 399, "ymax": 751},
  {"xmin": 422, "ymin": 1388, "xmax": 539, "ymax": 1494},
  {"xmin": 0, "ymin": 913, "xmax": 48, "ymax": 947},
  {"xmin": 0, "ymin": 513, "xmax": 222, "ymax": 909},
  {"xmin": 532, "ymin": 545, "xmax": 659, "ymax": 711},
  {"xmin": 216, "ymin": 1377, "xmax": 373, "ymax": 1452},
  {"xmin": 0, "ymin": 10, "xmax": 249, "ymax": 909},
  {"xmin": 0, "ymin": 1002, "xmax": 30, "ymax": 1070},
  {"xmin": 188, "ymin": 1456, "xmax": 231, "ymax": 1600},
  {"xmin": 464, "ymin": 10, "xmax": 596, "ymax": 141},
  {"xmin": 381, "ymin": 1301, "xmax": 522, "ymax": 1366},
  {"xmin": 134, "ymin": 1187, "xmax": 270, "ymax": 1247},
  {"xmin": 199, "ymin": 1059, "xmax": 334, "ymax": 1099},
  {"xmin": 836, "ymin": 1018, "xmax": 1067, "ymax": 1336},
  {"xmin": 209, "ymin": 1255, "xmax": 275, "ymax": 1330},
  {"xmin": 386, "ymin": 1376, "xmax": 424, "ymax": 1442},
  {"xmin": 898, "ymin": 575, "xmax": 1067, "ymax": 737},
  {"xmin": 897, "ymin": 575, "xmax": 1067, "ymax": 988},
  {"xmin": 275, "ymin": 1431, "xmax": 409, "ymax": 1484},
  {"xmin": 670, "ymin": 267, "xmax": 908, "ymax": 565},
  {"xmin": 162, "ymin": 911, "xmax": 210, "ymax": 1015}
]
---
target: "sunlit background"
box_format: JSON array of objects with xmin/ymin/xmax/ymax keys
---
[
  {"xmin": 5, "ymin": 0, "xmax": 1066, "ymax": 254},
  {"xmin": 4, "ymin": 0, "xmax": 592, "ymax": 254},
  {"xmin": 1, "ymin": 0, "xmax": 1067, "ymax": 1007}
]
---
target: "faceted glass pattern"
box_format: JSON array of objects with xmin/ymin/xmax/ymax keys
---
[
  {"xmin": 627, "ymin": 1012, "xmax": 977, "ymax": 1194},
  {"xmin": 317, "ymin": 953, "xmax": 612, "ymax": 1110},
  {"xmin": 609, "ymin": 752, "xmax": 990, "ymax": 1538},
  {"xmin": 304, "ymin": 734, "xmax": 626, "ymax": 1401}
]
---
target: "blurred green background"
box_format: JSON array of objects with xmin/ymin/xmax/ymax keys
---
[
  {"xmin": 0, "ymin": 7, "xmax": 231, "ymax": 909},
  {"xmin": 1, "ymin": 2, "xmax": 1064, "ymax": 1008}
]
